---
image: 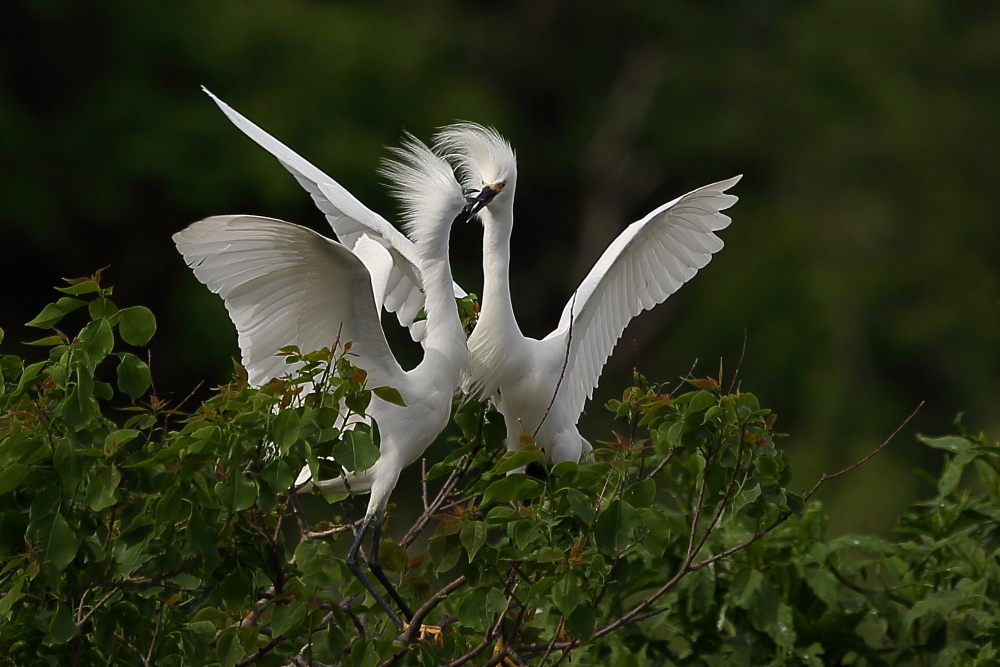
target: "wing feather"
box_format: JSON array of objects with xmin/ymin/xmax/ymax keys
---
[
  {"xmin": 546, "ymin": 176, "xmax": 740, "ymax": 419},
  {"xmin": 202, "ymin": 88, "xmax": 466, "ymax": 344},
  {"xmin": 174, "ymin": 215, "xmax": 406, "ymax": 389}
]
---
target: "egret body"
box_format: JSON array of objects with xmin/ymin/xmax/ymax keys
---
[
  {"xmin": 173, "ymin": 137, "xmax": 469, "ymax": 629},
  {"xmin": 438, "ymin": 124, "xmax": 740, "ymax": 465}
]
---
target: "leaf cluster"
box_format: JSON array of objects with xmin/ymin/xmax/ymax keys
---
[{"xmin": 0, "ymin": 281, "xmax": 998, "ymax": 666}]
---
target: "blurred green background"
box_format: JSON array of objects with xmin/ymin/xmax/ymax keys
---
[{"xmin": 2, "ymin": 0, "xmax": 998, "ymax": 536}]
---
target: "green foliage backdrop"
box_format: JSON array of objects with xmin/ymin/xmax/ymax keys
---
[
  {"xmin": 2, "ymin": 1, "xmax": 998, "ymax": 534},
  {"xmin": 1, "ymin": 284, "xmax": 998, "ymax": 665}
]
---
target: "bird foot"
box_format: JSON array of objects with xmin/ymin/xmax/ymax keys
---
[{"xmin": 403, "ymin": 623, "xmax": 443, "ymax": 649}]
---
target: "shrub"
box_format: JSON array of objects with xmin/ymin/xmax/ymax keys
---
[{"xmin": 0, "ymin": 278, "xmax": 996, "ymax": 666}]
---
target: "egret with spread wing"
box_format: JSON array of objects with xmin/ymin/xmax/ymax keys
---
[
  {"xmin": 437, "ymin": 124, "xmax": 740, "ymax": 465},
  {"xmin": 202, "ymin": 88, "xmax": 466, "ymax": 345},
  {"xmin": 173, "ymin": 137, "xmax": 470, "ymax": 629}
]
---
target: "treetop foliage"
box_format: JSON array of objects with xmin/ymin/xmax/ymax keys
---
[{"xmin": 0, "ymin": 279, "xmax": 997, "ymax": 665}]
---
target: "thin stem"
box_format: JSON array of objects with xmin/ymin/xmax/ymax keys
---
[
  {"xmin": 726, "ymin": 329, "xmax": 747, "ymax": 395},
  {"xmin": 399, "ymin": 576, "xmax": 467, "ymax": 644},
  {"xmin": 644, "ymin": 446, "xmax": 678, "ymax": 481},
  {"xmin": 533, "ymin": 292, "xmax": 576, "ymax": 439},
  {"xmin": 536, "ymin": 617, "xmax": 565, "ymax": 667}
]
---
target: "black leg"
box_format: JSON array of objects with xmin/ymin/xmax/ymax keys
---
[
  {"xmin": 367, "ymin": 511, "xmax": 414, "ymax": 621},
  {"xmin": 346, "ymin": 513, "xmax": 405, "ymax": 629}
]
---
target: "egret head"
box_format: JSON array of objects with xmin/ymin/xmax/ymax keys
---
[
  {"xmin": 379, "ymin": 132, "xmax": 467, "ymax": 244},
  {"xmin": 434, "ymin": 123, "xmax": 516, "ymax": 219}
]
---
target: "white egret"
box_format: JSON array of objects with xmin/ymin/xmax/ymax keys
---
[
  {"xmin": 172, "ymin": 136, "xmax": 470, "ymax": 629},
  {"xmin": 201, "ymin": 87, "xmax": 465, "ymax": 345},
  {"xmin": 438, "ymin": 124, "xmax": 740, "ymax": 465}
]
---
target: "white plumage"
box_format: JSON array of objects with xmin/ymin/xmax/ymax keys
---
[
  {"xmin": 202, "ymin": 87, "xmax": 466, "ymax": 345},
  {"xmin": 437, "ymin": 123, "xmax": 740, "ymax": 465},
  {"xmin": 173, "ymin": 135, "xmax": 469, "ymax": 629}
]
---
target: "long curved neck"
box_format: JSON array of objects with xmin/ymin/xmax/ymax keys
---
[
  {"xmin": 478, "ymin": 205, "xmax": 522, "ymax": 342},
  {"xmin": 416, "ymin": 226, "xmax": 467, "ymax": 369}
]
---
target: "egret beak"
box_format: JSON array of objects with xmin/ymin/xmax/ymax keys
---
[{"xmin": 463, "ymin": 185, "xmax": 500, "ymax": 217}]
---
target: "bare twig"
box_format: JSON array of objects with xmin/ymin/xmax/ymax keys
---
[
  {"xmin": 443, "ymin": 606, "xmax": 509, "ymax": 667},
  {"xmin": 643, "ymin": 446, "xmax": 678, "ymax": 481},
  {"xmin": 399, "ymin": 411, "xmax": 485, "ymax": 549},
  {"xmin": 688, "ymin": 438, "xmax": 746, "ymax": 562},
  {"xmin": 145, "ymin": 600, "xmax": 165, "ymax": 664},
  {"xmin": 668, "ymin": 358, "xmax": 698, "ymax": 397},
  {"xmin": 533, "ymin": 292, "xmax": 576, "ymax": 439},
  {"xmin": 235, "ymin": 634, "xmax": 285, "ymax": 667},
  {"xmin": 115, "ymin": 632, "xmax": 148, "ymax": 666},
  {"xmin": 802, "ymin": 401, "xmax": 924, "ymax": 501},
  {"xmin": 421, "ymin": 458, "xmax": 429, "ymax": 510},
  {"xmin": 399, "ymin": 576, "xmax": 467, "ymax": 645},
  {"xmin": 288, "ymin": 488, "xmax": 311, "ymax": 537},
  {"xmin": 726, "ymin": 329, "xmax": 748, "ymax": 395},
  {"xmin": 76, "ymin": 561, "xmax": 195, "ymax": 629},
  {"xmin": 536, "ymin": 617, "xmax": 565, "ymax": 667},
  {"xmin": 685, "ymin": 457, "xmax": 712, "ymax": 562}
]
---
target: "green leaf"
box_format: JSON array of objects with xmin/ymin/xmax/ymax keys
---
[
  {"xmin": 116, "ymin": 353, "xmax": 151, "ymax": 400},
  {"xmin": 371, "ymin": 385, "xmax": 407, "ymax": 407},
  {"xmin": 117, "ymin": 306, "xmax": 157, "ymax": 345},
  {"xmin": 47, "ymin": 602, "xmax": 79, "ymax": 644},
  {"xmin": 458, "ymin": 588, "xmax": 491, "ymax": 628},
  {"xmin": 55, "ymin": 296, "xmax": 85, "ymax": 314},
  {"xmin": 105, "ymin": 429, "xmax": 140, "ymax": 455},
  {"xmin": 565, "ymin": 605, "xmax": 596, "ymax": 642},
  {"xmin": 918, "ymin": 434, "xmax": 971, "ymax": 453},
  {"xmin": 271, "ymin": 409, "xmax": 300, "ymax": 453},
  {"xmin": 262, "ymin": 459, "xmax": 295, "ymax": 494},
  {"xmin": 553, "ymin": 572, "xmax": 581, "ymax": 616},
  {"xmin": 565, "ymin": 488, "xmax": 595, "ymax": 524},
  {"xmin": 89, "ymin": 297, "xmax": 119, "ymax": 321},
  {"xmin": 0, "ymin": 464, "xmax": 29, "ymax": 496},
  {"xmin": 295, "ymin": 540, "xmax": 333, "ymax": 578},
  {"xmin": 87, "ymin": 465, "xmax": 121, "ymax": 511},
  {"xmin": 492, "ymin": 447, "xmax": 543, "ymax": 475},
  {"xmin": 271, "ymin": 600, "xmax": 307, "ymax": 637},
  {"xmin": 461, "ymin": 521, "xmax": 487, "ymax": 560},
  {"xmin": 215, "ymin": 474, "xmax": 258, "ymax": 512},
  {"xmin": 36, "ymin": 513, "xmax": 81, "ymax": 570},
  {"xmin": 25, "ymin": 335, "xmax": 65, "ymax": 346},
  {"xmin": 62, "ymin": 388, "xmax": 95, "ymax": 429},
  {"xmin": 903, "ymin": 589, "xmax": 969, "ymax": 630},
  {"xmin": 13, "ymin": 361, "xmax": 45, "ymax": 396},
  {"xmin": 333, "ymin": 430, "xmax": 380, "ymax": 473},
  {"xmin": 217, "ymin": 628, "xmax": 245, "ymax": 667},
  {"xmin": 78, "ymin": 318, "xmax": 114, "ymax": 365},
  {"xmin": 53, "ymin": 438, "xmax": 84, "ymax": 494},
  {"xmin": 0, "ymin": 326, "xmax": 4, "ymax": 347},
  {"xmin": 803, "ymin": 567, "xmax": 840, "ymax": 610},
  {"xmin": 482, "ymin": 474, "xmax": 543, "ymax": 506},
  {"xmin": 0, "ymin": 573, "xmax": 25, "ymax": 619},
  {"xmin": 939, "ymin": 451, "xmax": 975, "ymax": 496},
  {"xmin": 685, "ymin": 390, "xmax": 716, "ymax": 415},
  {"xmin": 27, "ymin": 303, "xmax": 66, "ymax": 329},
  {"xmin": 622, "ymin": 478, "xmax": 656, "ymax": 508},
  {"xmin": 486, "ymin": 588, "xmax": 507, "ymax": 614},
  {"xmin": 595, "ymin": 500, "xmax": 642, "ymax": 555},
  {"xmin": 55, "ymin": 280, "xmax": 100, "ymax": 295}
]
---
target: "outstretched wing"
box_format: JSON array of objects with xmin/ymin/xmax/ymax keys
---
[
  {"xmin": 545, "ymin": 176, "xmax": 741, "ymax": 418},
  {"xmin": 202, "ymin": 88, "xmax": 466, "ymax": 343},
  {"xmin": 174, "ymin": 215, "xmax": 406, "ymax": 389}
]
